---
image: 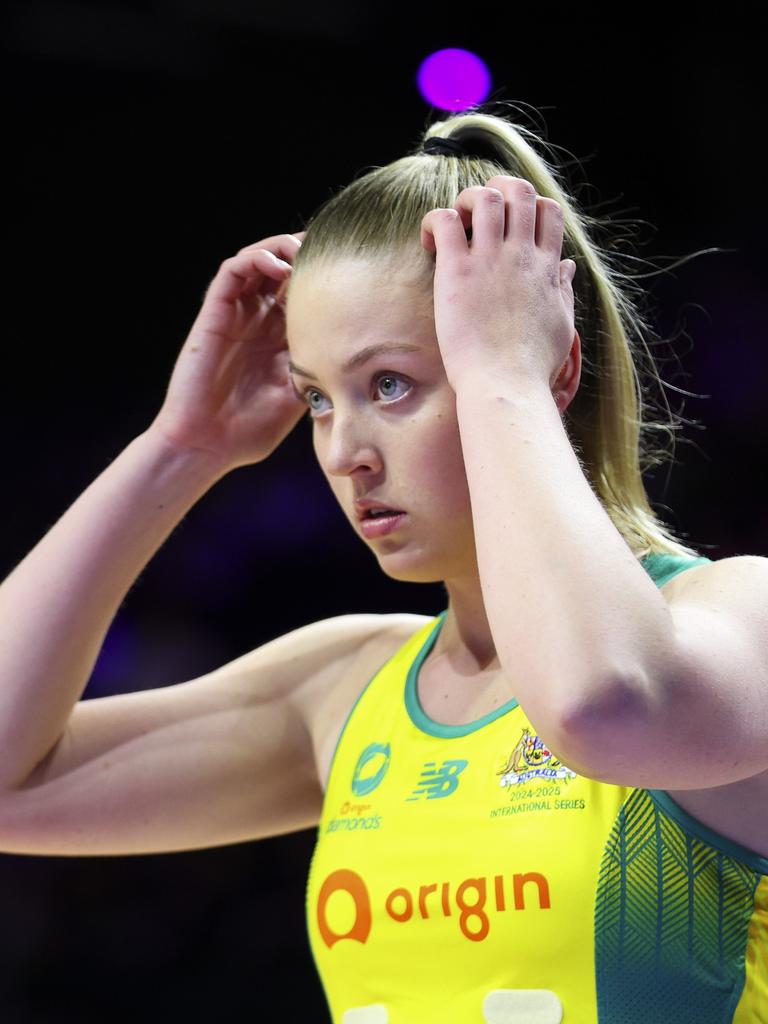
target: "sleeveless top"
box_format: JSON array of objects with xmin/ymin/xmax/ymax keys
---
[{"xmin": 304, "ymin": 553, "xmax": 768, "ymax": 1023}]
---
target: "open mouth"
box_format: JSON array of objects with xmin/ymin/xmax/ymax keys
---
[
  {"xmin": 364, "ymin": 508, "xmax": 405, "ymax": 520},
  {"xmin": 358, "ymin": 509, "xmax": 408, "ymax": 536}
]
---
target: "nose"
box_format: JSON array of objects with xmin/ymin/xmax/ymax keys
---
[{"xmin": 319, "ymin": 412, "xmax": 384, "ymax": 478}]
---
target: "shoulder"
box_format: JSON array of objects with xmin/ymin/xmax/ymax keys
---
[
  {"xmin": 661, "ymin": 553, "xmax": 768, "ymax": 610},
  {"xmin": 379, "ymin": 612, "xmax": 437, "ymax": 645},
  {"xmin": 349, "ymin": 612, "xmax": 437, "ymax": 687},
  {"xmin": 289, "ymin": 612, "xmax": 435, "ymax": 731},
  {"xmin": 610, "ymin": 552, "xmax": 768, "ymax": 789}
]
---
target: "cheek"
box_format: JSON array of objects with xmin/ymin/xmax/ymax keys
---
[{"xmin": 417, "ymin": 415, "xmax": 472, "ymax": 509}]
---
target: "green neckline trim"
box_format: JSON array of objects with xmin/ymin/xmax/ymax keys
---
[
  {"xmin": 640, "ymin": 552, "xmax": 713, "ymax": 588},
  {"xmin": 404, "ymin": 609, "xmax": 520, "ymax": 738}
]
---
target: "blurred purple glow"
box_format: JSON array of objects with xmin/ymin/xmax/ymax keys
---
[
  {"xmin": 88, "ymin": 615, "xmax": 141, "ymax": 697},
  {"xmin": 148, "ymin": 470, "xmax": 345, "ymax": 610},
  {"xmin": 416, "ymin": 48, "xmax": 491, "ymax": 111},
  {"xmin": 687, "ymin": 284, "xmax": 767, "ymax": 424}
]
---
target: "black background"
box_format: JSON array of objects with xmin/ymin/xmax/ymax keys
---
[{"xmin": 2, "ymin": 3, "xmax": 766, "ymax": 1020}]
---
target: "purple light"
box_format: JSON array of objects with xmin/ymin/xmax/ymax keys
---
[
  {"xmin": 87, "ymin": 615, "xmax": 141, "ymax": 697},
  {"xmin": 416, "ymin": 48, "xmax": 492, "ymax": 112}
]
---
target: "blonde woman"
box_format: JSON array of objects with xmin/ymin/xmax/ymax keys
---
[{"xmin": 1, "ymin": 106, "xmax": 766, "ymax": 1024}]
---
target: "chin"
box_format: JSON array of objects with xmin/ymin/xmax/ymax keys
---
[{"xmin": 374, "ymin": 555, "xmax": 446, "ymax": 585}]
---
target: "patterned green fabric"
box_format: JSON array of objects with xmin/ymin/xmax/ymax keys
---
[{"xmin": 594, "ymin": 788, "xmax": 762, "ymax": 1022}]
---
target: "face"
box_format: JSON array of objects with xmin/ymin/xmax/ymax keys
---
[{"xmin": 285, "ymin": 257, "xmax": 480, "ymax": 584}]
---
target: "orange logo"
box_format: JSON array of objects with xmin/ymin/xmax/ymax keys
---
[{"xmin": 315, "ymin": 866, "xmax": 551, "ymax": 946}]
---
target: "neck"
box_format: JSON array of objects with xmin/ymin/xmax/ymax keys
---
[{"xmin": 431, "ymin": 576, "xmax": 501, "ymax": 677}]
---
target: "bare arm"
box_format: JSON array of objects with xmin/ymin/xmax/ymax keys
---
[
  {"xmin": 0, "ymin": 230, "xmax": 373, "ymax": 856},
  {"xmin": 0, "ymin": 428, "xmax": 227, "ymax": 792},
  {"xmin": 0, "ymin": 230, "xmax": 307, "ymax": 793},
  {"xmin": 0, "ymin": 612, "xmax": 390, "ymax": 856}
]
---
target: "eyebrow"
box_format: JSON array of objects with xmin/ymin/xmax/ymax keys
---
[{"xmin": 288, "ymin": 342, "xmax": 423, "ymax": 380}]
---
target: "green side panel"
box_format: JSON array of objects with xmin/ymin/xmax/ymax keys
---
[{"xmin": 594, "ymin": 788, "xmax": 761, "ymax": 1022}]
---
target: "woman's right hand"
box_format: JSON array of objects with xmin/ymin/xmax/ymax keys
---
[{"xmin": 148, "ymin": 232, "xmax": 308, "ymax": 471}]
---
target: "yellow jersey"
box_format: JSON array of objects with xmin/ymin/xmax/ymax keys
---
[{"xmin": 305, "ymin": 553, "xmax": 768, "ymax": 1023}]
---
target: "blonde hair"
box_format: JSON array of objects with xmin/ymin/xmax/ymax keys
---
[{"xmin": 289, "ymin": 102, "xmax": 710, "ymax": 560}]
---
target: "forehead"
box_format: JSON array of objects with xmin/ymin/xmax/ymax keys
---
[{"xmin": 285, "ymin": 257, "xmax": 435, "ymax": 345}]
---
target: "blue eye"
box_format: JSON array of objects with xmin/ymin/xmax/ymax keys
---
[{"xmin": 300, "ymin": 372, "xmax": 412, "ymax": 418}]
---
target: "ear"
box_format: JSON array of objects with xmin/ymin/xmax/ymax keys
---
[{"xmin": 551, "ymin": 330, "xmax": 581, "ymax": 415}]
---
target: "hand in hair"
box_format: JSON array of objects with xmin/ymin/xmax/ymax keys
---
[
  {"xmin": 420, "ymin": 176, "xmax": 578, "ymax": 395},
  {"xmin": 148, "ymin": 232, "xmax": 307, "ymax": 471}
]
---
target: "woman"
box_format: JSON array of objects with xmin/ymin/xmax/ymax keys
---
[{"xmin": 0, "ymin": 106, "xmax": 766, "ymax": 1023}]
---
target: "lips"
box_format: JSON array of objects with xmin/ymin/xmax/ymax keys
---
[{"xmin": 354, "ymin": 499, "xmax": 406, "ymax": 521}]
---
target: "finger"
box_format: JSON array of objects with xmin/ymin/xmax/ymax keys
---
[
  {"xmin": 450, "ymin": 186, "xmax": 505, "ymax": 252},
  {"xmin": 241, "ymin": 252, "xmax": 294, "ymax": 301},
  {"xmin": 560, "ymin": 259, "xmax": 576, "ymax": 313},
  {"xmin": 239, "ymin": 235, "xmax": 303, "ymax": 299},
  {"xmin": 275, "ymin": 273, "xmax": 291, "ymax": 308},
  {"xmin": 560, "ymin": 259, "xmax": 576, "ymax": 287},
  {"xmin": 420, "ymin": 208, "xmax": 468, "ymax": 256},
  {"xmin": 236, "ymin": 233, "xmax": 303, "ymax": 263},
  {"xmin": 277, "ymin": 232, "xmax": 304, "ymax": 257},
  {"xmin": 208, "ymin": 250, "xmax": 289, "ymax": 307},
  {"xmin": 535, "ymin": 197, "xmax": 565, "ymax": 252},
  {"xmin": 485, "ymin": 175, "xmax": 538, "ymax": 244}
]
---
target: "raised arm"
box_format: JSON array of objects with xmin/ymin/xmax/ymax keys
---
[
  {"xmin": 0, "ymin": 232, "xmax": 307, "ymax": 792},
  {"xmin": 0, "ymin": 232, "xmax": 370, "ymax": 856},
  {"xmin": 0, "ymin": 429, "xmax": 226, "ymax": 792},
  {"xmin": 0, "ymin": 610, "xmax": 389, "ymax": 856}
]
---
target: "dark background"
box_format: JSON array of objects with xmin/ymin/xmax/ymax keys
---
[{"xmin": 1, "ymin": 3, "xmax": 766, "ymax": 1020}]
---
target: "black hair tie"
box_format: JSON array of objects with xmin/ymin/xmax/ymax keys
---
[{"xmin": 422, "ymin": 136, "xmax": 468, "ymax": 157}]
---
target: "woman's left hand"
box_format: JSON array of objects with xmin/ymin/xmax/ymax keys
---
[{"xmin": 420, "ymin": 175, "xmax": 578, "ymax": 392}]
